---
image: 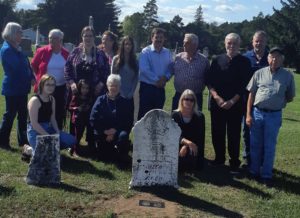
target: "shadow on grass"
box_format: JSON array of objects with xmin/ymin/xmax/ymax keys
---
[
  {"xmin": 272, "ymin": 169, "xmax": 300, "ymax": 195},
  {"xmin": 56, "ymin": 182, "xmax": 93, "ymax": 194},
  {"xmin": 60, "ymin": 155, "xmax": 115, "ymax": 180},
  {"xmin": 137, "ymin": 186, "xmax": 243, "ymax": 218},
  {"xmin": 283, "ymin": 117, "xmax": 300, "ymax": 122},
  {"xmin": 28, "ymin": 182, "xmax": 93, "ymax": 194},
  {"xmin": 180, "ymin": 160, "xmax": 271, "ymax": 199},
  {"xmin": 0, "ymin": 185, "xmax": 15, "ymax": 197}
]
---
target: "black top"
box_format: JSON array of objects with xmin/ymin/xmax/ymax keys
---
[
  {"xmin": 36, "ymin": 95, "xmax": 52, "ymax": 123},
  {"xmin": 172, "ymin": 111, "xmax": 205, "ymax": 150},
  {"xmin": 206, "ymin": 54, "xmax": 251, "ymax": 109}
]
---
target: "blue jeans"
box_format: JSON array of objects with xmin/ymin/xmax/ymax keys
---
[
  {"xmin": 242, "ymin": 115, "xmax": 250, "ymax": 162},
  {"xmin": 172, "ymin": 92, "xmax": 203, "ymax": 111},
  {"xmin": 250, "ymin": 107, "xmax": 282, "ymax": 179},
  {"xmin": 27, "ymin": 123, "xmax": 76, "ymax": 154},
  {"xmin": 138, "ymin": 82, "xmax": 165, "ymax": 120},
  {"xmin": 0, "ymin": 95, "xmax": 28, "ymax": 146}
]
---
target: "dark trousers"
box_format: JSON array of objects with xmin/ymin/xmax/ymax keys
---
[
  {"xmin": 96, "ymin": 131, "xmax": 131, "ymax": 161},
  {"xmin": 72, "ymin": 111, "xmax": 90, "ymax": 151},
  {"xmin": 172, "ymin": 91, "xmax": 203, "ymax": 111},
  {"xmin": 138, "ymin": 82, "xmax": 165, "ymax": 120},
  {"xmin": 70, "ymin": 117, "xmax": 93, "ymax": 146},
  {"xmin": 52, "ymin": 85, "xmax": 67, "ymax": 130},
  {"xmin": 0, "ymin": 95, "xmax": 28, "ymax": 146},
  {"xmin": 179, "ymin": 145, "xmax": 204, "ymax": 172},
  {"xmin": 210, "ymin": 104, "xmax": 242, "ymax": 167}
]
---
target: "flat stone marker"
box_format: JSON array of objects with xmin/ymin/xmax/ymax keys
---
[
  {"xmin": 26, "ymin": 134, "xmax": 60, "ymax": 185},
  {"xmin": 130, "ymin": 109, "xmax": 181, "ymax": 188}
]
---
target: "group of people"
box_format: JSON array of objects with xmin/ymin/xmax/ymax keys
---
[
  {"xmin": 0, "ymin": 22, "xmax": 295, "ymax": 186},
  {"xmin": 0, "ymin": 22, "xmax": 138, "ymax": 164}
]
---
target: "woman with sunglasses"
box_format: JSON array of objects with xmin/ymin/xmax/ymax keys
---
[
  {"xmin": 27, "ymin": 74, "xmax": 76, "ymax": 156},
  {"xmin": 172, "ymin": 89, "xmax": 205, "ymax": 172}
]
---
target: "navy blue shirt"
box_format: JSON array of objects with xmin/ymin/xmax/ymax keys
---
[
  {"xmin": 243, "ymin": 49, "xmax": 269, "ymax": 83},
  {"xmin": 90, "ymin": 94, "xmax": 132, "ymax": 137}
]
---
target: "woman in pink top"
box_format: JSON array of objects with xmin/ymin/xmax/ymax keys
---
[{"xmin": 31, "ymin": 29, "xmax": 69, "ymax": 129}]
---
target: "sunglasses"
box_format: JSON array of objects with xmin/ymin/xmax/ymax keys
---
[{"xmin": 183, "ymin": 98, "xmax": 195, "ymax": 102}]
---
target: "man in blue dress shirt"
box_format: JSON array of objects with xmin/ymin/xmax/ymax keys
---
[{"xmin": 138, "ymin": 28, "xmax": 173, "ymax": 119}]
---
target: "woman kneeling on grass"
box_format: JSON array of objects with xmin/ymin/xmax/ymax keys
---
[
  {"xmin": 25, "ymin": 74, "xmax": 76, "ymax": 160},
  {"xmin": 172, "ymin": 89, "xmax": 205, "ymax": 172}
]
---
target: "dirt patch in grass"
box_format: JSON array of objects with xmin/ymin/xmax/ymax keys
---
[{"xmin": 85, "ymin": 192, "xmax": 181, "ymax": 217}]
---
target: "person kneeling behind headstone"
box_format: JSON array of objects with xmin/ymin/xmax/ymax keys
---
[
  {"xmin": 172, "ymin": 89, "xmax": 205, "ymax": 172},
  {"xmin": 26, "ymin": 74, "xmax": 76, "ymax": 159}
]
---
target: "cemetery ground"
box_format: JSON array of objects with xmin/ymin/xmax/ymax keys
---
[{"xmin": 0, "ymin": 65, "xmax": 299, "ymax": 218}]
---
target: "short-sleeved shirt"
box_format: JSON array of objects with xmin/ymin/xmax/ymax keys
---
[
  {"xmin": 173, "ymin": 52, "xmax": 209, "ymax": 94},
  {"xmin": 247, "ymin": 66, "xmax": 295, "ymax": 110}
]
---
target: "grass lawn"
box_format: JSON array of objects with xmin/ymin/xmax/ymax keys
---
[{"xmin": 0, "ymin": 64, "xmax": 299, "ymax": 217}]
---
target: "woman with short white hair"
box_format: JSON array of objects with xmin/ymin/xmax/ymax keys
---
[
  {"xmin": 90, "ymin": 74, "xmax": 132, "ymax": 165},
  {"xmin": 0, "ymin": 22, "xmax": 35, "ymax": 150},
  {"xmin": 31, "ymin": 28, "xmax": 69, "ymax": 129}
]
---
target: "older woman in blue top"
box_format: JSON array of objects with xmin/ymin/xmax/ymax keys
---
[
  {"xmin": 90, "ymin": 74, "xmax": 132, "ymax": 163},
  {"xmin": 0, "ymin": 22, "xmax": 35, "ymax": 150}
]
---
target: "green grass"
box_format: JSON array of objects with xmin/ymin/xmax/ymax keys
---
[{"xmin": 0, "ymin": 64, "xmax": 300, "ymax": 217}]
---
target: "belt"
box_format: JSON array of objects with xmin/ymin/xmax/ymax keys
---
[{"xmin": 254, "ymin": 106, "xmax": 281, "ymax": 113}]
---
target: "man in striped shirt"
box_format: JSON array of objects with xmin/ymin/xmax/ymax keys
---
[{"xmin": 172, "ymin": 33, "xmax": 210, "ymax": 111}]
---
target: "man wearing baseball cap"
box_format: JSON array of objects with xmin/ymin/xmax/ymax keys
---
[{"xmin": 245, "ymin": 47, "xmax": 295, "ymax": 187}]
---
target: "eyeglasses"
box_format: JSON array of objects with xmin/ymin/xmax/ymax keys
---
[
  {"xmin": 45, "ymin": 83, "xmax": 56, "ymax": 87},
  {"xmin": 83, "ymin": 34, "xmax": 94, "ymax": 38},
  {"xmin": 183, "ymin": 98, "xmax": 195, "ymax": 102}
]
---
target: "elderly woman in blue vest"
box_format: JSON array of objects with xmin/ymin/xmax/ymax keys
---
[
  {"xmin": 0, "ymin": 22, "xmax": 35, "ymax": 150},
  {"xmin": 90, "ymin": 74, "xmax": 132, "ymax": 163}
]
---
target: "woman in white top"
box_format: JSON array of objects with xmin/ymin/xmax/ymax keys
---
[{"xmin": 31, "ymin": 29, "xmax": 69, "ymax": 129}]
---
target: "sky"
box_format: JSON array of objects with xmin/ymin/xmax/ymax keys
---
[{"xmin": 17, "ymin": 0, "xmax": 283, "ymax": 25}]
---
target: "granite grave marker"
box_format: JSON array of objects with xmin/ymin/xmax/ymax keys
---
[{"xmin": 130, "ymin": 109, "xmax": 181, "ymax": 188}]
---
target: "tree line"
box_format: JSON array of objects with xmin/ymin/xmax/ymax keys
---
[{"xmin": 1, "ymin": 0, "xmax": 299, "ymax": 72}]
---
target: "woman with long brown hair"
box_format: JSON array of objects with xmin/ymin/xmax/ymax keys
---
[{"xmin": 111, "ymin": 36, "xmax": 138, "ymax": 128}]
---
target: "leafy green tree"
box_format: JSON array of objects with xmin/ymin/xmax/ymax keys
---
[
  {"xmin": 160, "ymin": 15, "xmax": 184, "ymax": 49},
  {"xmin": 0, "ymin": 0, "xmax": 19, "ymax": 29},
  {"xmin": 268, "ymin": 0, "xmax": 300, "ymax": 72},
  {"xmin": 194, "ymin": 5, "xmax": 204, "ymax": 25},
  {"xmin": 143, "ymin": 0, "xmax": 159, "ymax": 35},
  {"xmin": 31, "ymin": 0, "xmax": 120, "ymax": 43},
  {"xmin": 122, "ymin": 12, "xmax": 146, "ymax": 50}
]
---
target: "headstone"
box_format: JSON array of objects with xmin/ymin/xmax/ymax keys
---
[
  {"xmin": 203, "ymin": 46, "xmax": 209, "ymax": 58},
  {"xmin": 20, "ymin": 38, "xmax": 33, "ymax": 57},
  {"xmin": 35, "ymin": 26, "xmax": 40, "ymax": 49},
  {"xmin": 130, "ymin": 109, "xmax": 181, "ymax": 188},
  {"xmin": 26, "ymin": 134, "xmax": 60, "ymax": 185},
  {"xmin": 89, "ymin": 16, "xmax": 94, "ymax": 29},
  {"xmin": 63, "ymin": 42, "xmax": 75, "ymax": 53}
]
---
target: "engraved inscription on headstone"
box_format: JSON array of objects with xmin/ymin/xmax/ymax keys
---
[
  {"xmin": 130, "ymin": 109, "xmax": 181, "ymax": 188},
  {"xmin": 26, "ymin": 134, "xmax": 60, "ymax": 185}
]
